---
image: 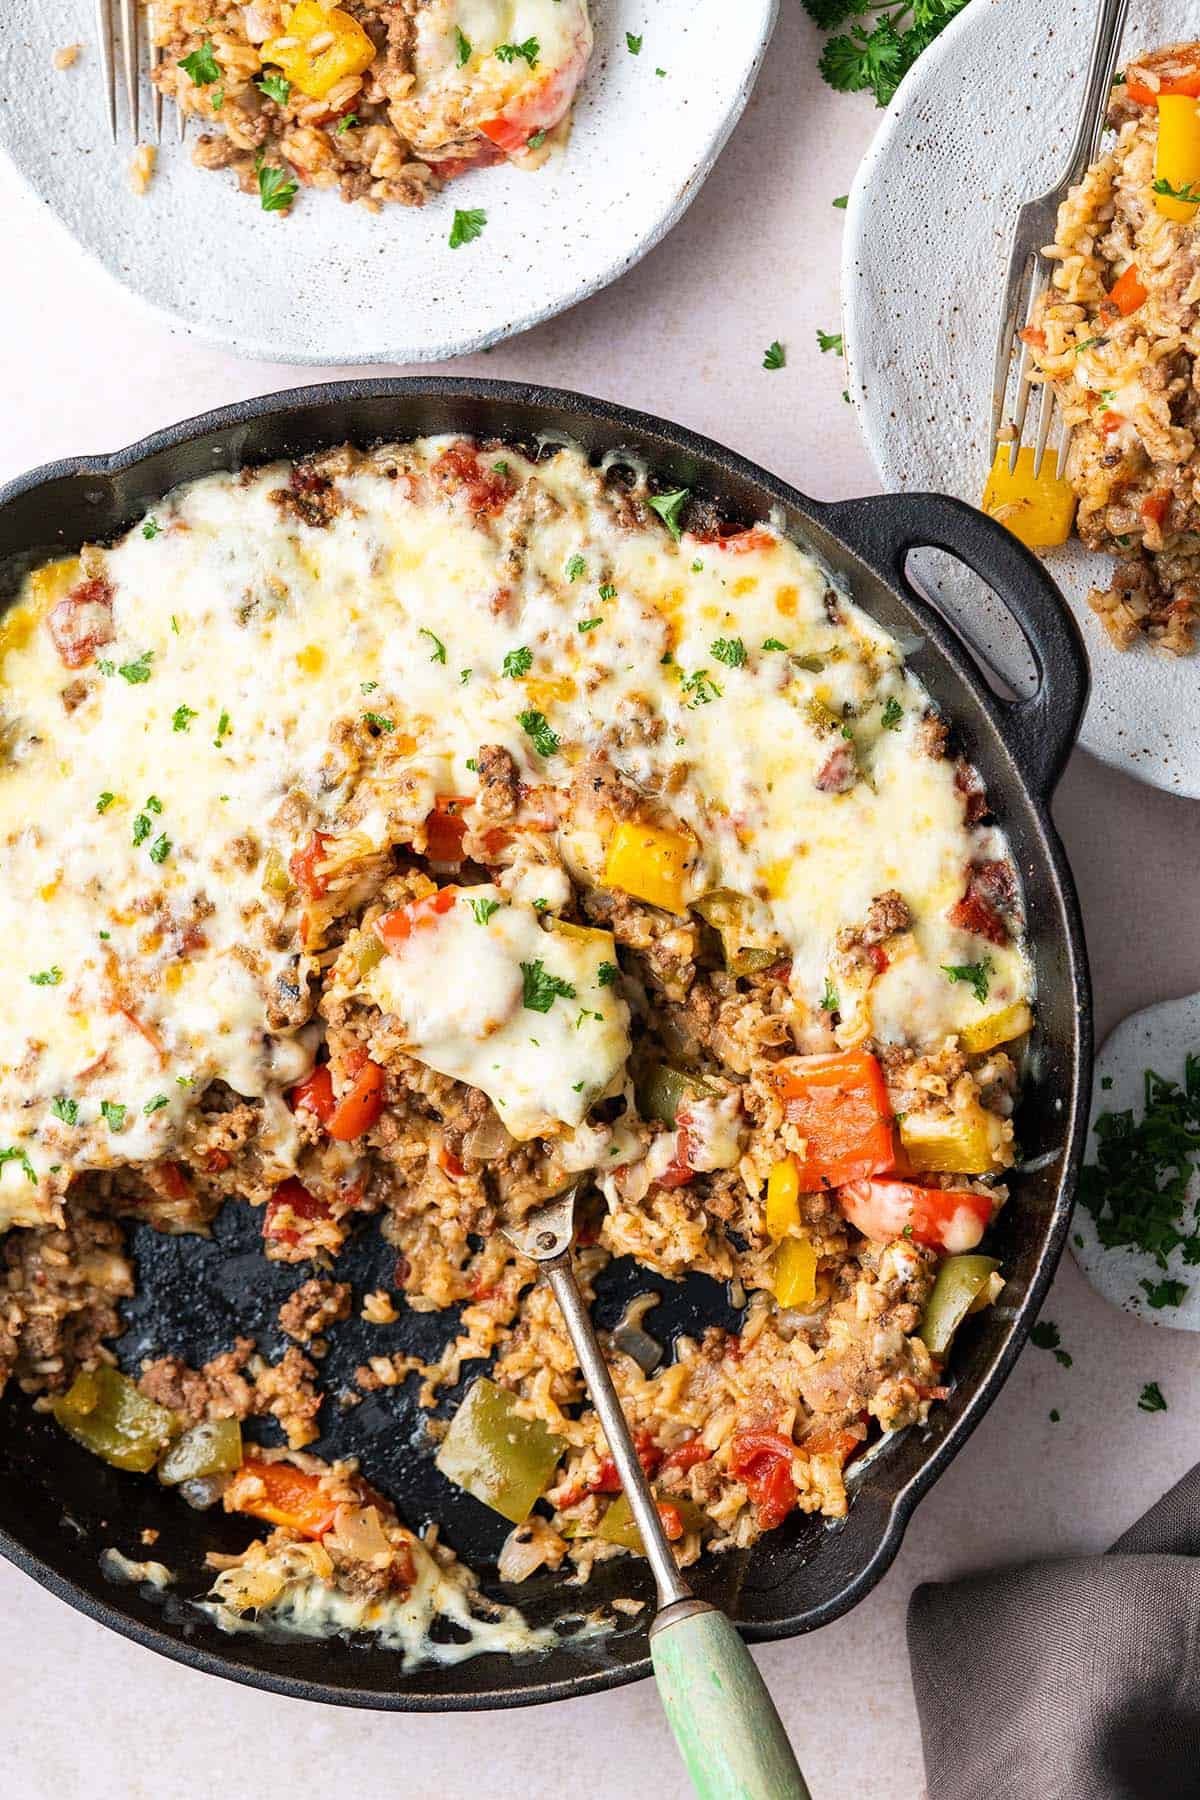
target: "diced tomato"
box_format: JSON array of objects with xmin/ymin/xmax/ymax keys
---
[
  {"xmin": 48, "ymin": 576, "xmax": 114, "ymax": 669},
  {"xmin": 205, "ymin": 1147, "xmax": 232, "ymax": 1174},
  {"xmin": 470, "ymin": 1275, "xmax": 496, "ymax": 1303},
  {"xmin": 1126, "ymin": 49, "xmax": 1200, "ymax": 106},
  {"xmin": 662, "ymin": 1438, "xmax": 713, "ymax": 1475},
  {"xmin": 430, "ymin": 442, "xmax": 514, "ymax": 517},
  {"xmin": 729, "ymin": 1429, "xmax": 796, "ymax": 1531},
  {"xmin": 426, "ymin": 141, "xmax": 505, "ymax": 180},
  {"xmin": 800, "ymin": 1427, "xmax": 862, "ymax": 1465},
  {"xmin": 375, "ymin": 885, "xmax": 457, "ymax": 951},
  {"xmin": 716, "ymin": 525, "xmax": 777, "ymax": 555},
  {"xmin": 866, "ymin": 943, "xmax": 889, "ymax": 975},
  {"xmin": 263, "ymin": 1177, "xmax": 330, "ymax": 1246},
  {"xmin": 955, "ymin": 762, "xmax": 988, "ymax": 825},
  {"xmin": 289, "ymin": 831, "xmax": 334, "ymax": 900},
  {"xmin": 839, "ymin": 1178, "xmax": 994, "ymax": 1253},
  {"xmin": 326, "ymin": 1059, "xmax": 386, "ymax": 1141},
  {"xmin": 152, "ymin": 1160, "xmax": 191, "ymax": 1202},
  {"xmin": 1018, "ymin": 326, "xmax": 1047, "ymax": 350},
  {"xmin": 425, "ymin": 796, "xmax": 470, "ymax": 864},
  {"xmin": 439, "ymin": 1144, "xmax": 467, "ymax": 1180},
  {"xmin": 657, "ymin": 1501, "xmax": 685, "ymax": 1542},
  {"xmin": 767, "ymin": 1050, "xmax": 895, "ymax": 1191},
  {"xmin": 1141, "ymin": 489, "xmax": 1171, "ymax": 528},
  {"xmin": 289, "ymin": 1064, "xmax": 335, "ymax": 1125},
  {"xmin": 1099, "ymin": 411, "xmax": 1125, "ymax": 436},
  {"xmin": 1105, "ymin": 265, "xmax": 1148, "ymax": 318},
  {"xmin": 948, "ymin": 860, "xmax": 1017, "ymax": 946},
  {"xmin": 657, "ymin": 1124, "xmax": 696, "ymax": 1190},
  {"xmin": 232, "ymin": 1459, "xmax": 338, "ymax": 1539},
  {"xmin": 589, "ymin": 1431, "xmax": 663, "ymax": 1495},
  {"xmin": 477, "ymin": 30, "xmax": 590, "ymax": 154},
  {"xmin": 815, "ymin": 742, "xmax": 858, "ymax": 794}
]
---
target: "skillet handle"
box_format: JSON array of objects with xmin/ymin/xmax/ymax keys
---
[{"xmin": 816, "ymin": 492, "xmax": 1090, "ymax": 797}]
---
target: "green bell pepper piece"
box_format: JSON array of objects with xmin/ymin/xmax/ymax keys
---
[
  {"xmin": 636, "ymin": 1062, "xmax": 716, "ymax": 1128},
  {"xmin": 436, "ymin": 1377, "xmax": 566, "ymax": 1523},
  {"xmin": 597, "ymin": 1490, "xmax": 707, "ymax": 1553},
  {"xmin": 158, "ymin": 1416, "xmax": 243, "ymax": 1485},
  {"xmin": 919, "ymin": 1255, "xmax": 1001, "ymax": 1356},
  {"xmin": 51, "ymin": 1366, "xmax": 178, "ymax": 1473}
]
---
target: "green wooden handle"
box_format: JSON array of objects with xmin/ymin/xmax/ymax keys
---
[{"xmin": 650, "ymin": 1605, "xmax": 812, "ymax": 1800}]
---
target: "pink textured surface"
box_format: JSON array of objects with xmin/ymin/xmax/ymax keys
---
[{"xmin": 4, "ymin": 8, "xmax": 1200, "ymax": 1794}]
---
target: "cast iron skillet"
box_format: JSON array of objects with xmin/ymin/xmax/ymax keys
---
[{"xmin": 0, "ymin": 378, "xmax": 1091, "ymax": 1711}]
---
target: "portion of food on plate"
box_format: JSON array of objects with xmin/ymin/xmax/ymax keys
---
[
  {"xmin": 986, "ymin": 41, "xmax": 1200, "ymax": 654},
  {"xmin": 152, "ymin": 0, "xmax": 593, "ymax": 213},
  {"xmin": 0, "ymin": 436, "xmax": 1031, "ymax": 1647}
]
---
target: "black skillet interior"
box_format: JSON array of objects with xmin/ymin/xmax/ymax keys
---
[{"xmin": 0, "ymin": 379, "xmax": 1092, "ymax": 1711}]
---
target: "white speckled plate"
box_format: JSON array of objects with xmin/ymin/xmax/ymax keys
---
[
  {"xmin": 843, "ymin": 0, "xmax": 1200, "ymax": 798},
  {"xmin": 1074, "ymin": 994, "xmax": 1200, "ymax": 1329},
  {"xmin": 0, "ymin": 0, "xmax": 776, "ymax": 364}
]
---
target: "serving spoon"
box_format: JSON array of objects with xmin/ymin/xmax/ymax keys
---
[{"xmin": 503, "ymin": 1182, "xmax": 811, "ymax": 1800}]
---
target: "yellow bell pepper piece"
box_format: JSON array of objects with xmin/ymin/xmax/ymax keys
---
[
  {"xmin": 263, "ymin": 2, "xmax": 374, "ymax": 101},
  {"xmin": 603, "ymin": 818, "xmax": 692, "ymax": 914},
  {"xmin": 765, "ymin": 1154, "xmax": 801, "ymax": 1239},
  {"xmin": 900, "ymin": 1104, "xmax": 1008, "ymax": 1176},
  {"xmin": 982, "ymin": 447, "xmax": 1076, "ymax": 550},
  {"xmin": 959, "ymin": 1000, "xmax": 1034, "ymax": 1056},
  {"xmin": 1155, "ymin": 95, "xmax": 1200, "ymax": 221},
  {"xmin": 772, "ymin": 1237, "xmax": 818, "ymax": 1308}
]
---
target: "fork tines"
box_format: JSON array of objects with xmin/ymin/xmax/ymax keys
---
[{"xmin": 96, "ymin": 0, "xmax": 174, "ymax": 145}]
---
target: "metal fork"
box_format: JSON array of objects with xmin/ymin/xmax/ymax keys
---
[
  {"xmin": 990, "ymin": 0, "xmax": 1130, "ymax": 477},
  {"xmin": 96, "ymin": 0, "xmax": 187, "ymax": 144}
]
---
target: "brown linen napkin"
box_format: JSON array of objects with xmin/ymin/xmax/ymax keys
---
[{"xmin": 908, "ymin": 1465, "xmax": 1200, "ymax": 1800}]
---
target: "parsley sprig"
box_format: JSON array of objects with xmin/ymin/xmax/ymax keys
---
[
  {"xmin": 449, "ymin": 207, "xmax": 486, "ymax": 248},
  {"xmin": 942, "ymin": 958, "xmax": 991, "ymax": 1004},
  {"xmin": 521, "ymin": 959, "xmax": 576, "ymax": 1012},
  {"xmin": 807, "ymin": 0, "xmax": 971, "ymax": 109}
]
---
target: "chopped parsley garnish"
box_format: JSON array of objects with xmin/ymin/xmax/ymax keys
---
[
  {"xmin": 29, "ymin": 967, "xmax": 62, "ymax": 987},
  {"xmin": 454, "ymin": 25, "xmax": 472, "ymax": 65},
  {"xmin": 0, "ymin": 1146, "xmax": 35, "ymax": 1184},
  {"xmin": 711, "ymin": 636, "xmax": 747, "ymax": 668},
  {"xmin": 1152, "ymin": 176, "xmax": 1200, "ymax": 205},
  {"xmin": 132, "ymin": 813, "xmax": 152, "ymax": 847},
  {"xmin": 1079, "ymin": 1054, "xmax": 1200, "ymax": 1299},
  {"xmin": 647, "ymin": 487, "xmax": 689, "ymax": 541},
  {"xmin": 96, "ymin": 791, "xmax": 115, "ymax": 814},
  {"xmin": 532, "ymin": 897, "xmax": 548, "ymax": 912},
  {"xmin": 118, "ymin": 651, "xmax": 153, "ymax": 684},
  {"xmin": 572, "ymin": 1080, "xmax": 585, "ymax": 1092},
  {"xmin": 502, "ymin": 645, "xmax": 533, "ymax": 678},
  {"xmin": 527, "ymin": 129, "xmax": 546, "ymax": 148},
  {"xmin": 172, "ymin": 704, "xmax": 197, "ymax": 732},
  {"xmin": 334, "ymin": 114, "xmax": 357, "ymax": 134},
  {"xmin": 143, "ymin": 517, "xmax": 161, "ymax": 540},
  {"xmin": 144, "ymin": 1094, "xmax": 171, "ymax": 1115},
  {"xmin": 520, "ymin": 959, "xmax": 576, "ymax": 1012},
  {"xmin": 817, "ymin": 328, "xmax": 843, "ymax": 355},
  {"xmin": 363, "ymin": 712, "xmax": 395, "ymax": 732},
  {"xmin": 820, "ymin": 979, "xmax": 838, "ymax": 1013},
  {"xmin": 881, "ymin": 697, "xmax": 904, "ymax": 729},
  {"xmin": 449, "ymin": 206, "xmax": 487, "ymax": 249},
  {"xmin": 578, "ymin": 618, "xmax": 602, "ymax": 632},
  {"xmin": 465, "ymin": 758, "xmax": 477, "ymax": 773},
  {"xmin": 518, "ymin": 709, "xmax": 559, "ymax": 758},
  {"xmin": 596, "ymin": 961, "xmax": 619, "ymax": 987},
  {"xmin": 179, "ymin": 37, "xmax": 220, "ymax": 85},
  {"xmin": 420, "ymin": 626, "xmax": 447, "ymax": 664},
  {"xmin": 626, "ymin": 31, "xmax": 643, "ymax": 53},
  {"xmin": 1074, "ymin": 337, "xmax": 1104, "ymax": 356},
  {"xmin": 100, "ymin": 1101, "xmax": 126, "ymax": 1131},
  {"xmin": 145, "ymin": 794, "xmax": 162, "ymax": 814},
  {"xmin": 212, "ymin": 85, "xmax": 225, "ymax": 111},
  {"xmin": 213, "ymin": 709, "xmax": 231, "ymax": 749},
  {"xmin": 97, "ymin": 660, "xmax": 115, "ymax": 676},
  {"xmin": 1049, "ymin": 1408, "xmax": 1060, "ymax": 1423},
  {"xmin": 1138, "ymin": 1380, "xmax": 1168, "ymax": 1413},
  {"xmin": 148, "ymin": 834, "xmax": 172, "ymax": 865},
  {"xmin": 808, "ymin": 0, "xmax": 970, "ymax": 108},
  {"xmin": 655, "ymin": 67, "xmax": 665, "ymax": 77},
  {"xmin": 257, "ymin": 71, "xmax": 291, "ymax": 104},
  {"xmin": 941, "ymin": 958, "xmax": 991, "ymax": 1004},
  {"xmin": 681, "ymin": 668, "xmax": 721, "ymax": 707},
  {"xmin": 575, "ymin": 1007, "xmax": 604, "ymax": 1028},
  {"xmin": 1029, "ymin": 1320, "xmax": 1072, "ymax": 1367},
  {"xmin": 832, "ymin": 194, "xmax": 848, "ymax": 208},
  {"xmin": 1142, "ymin": 1278, "xmax": 1189, "ymax": 1310},
  {"xmin": 361, "ymin": 681, "xmax": 378, "ymax": 693},
  {"xmin": 762, "ymin": 340, "xmax": 786, "ymax": 371},
  {"xmin": 468, "ymin": 897, "xmax": 501, "ymax": 927},
  {"xmin": 256, "ymin": 158, "xmax": 297, "ymax": 213},
  {"xmin": 762, "ymin": 637, "xmax": 788, "ymax": 652},
  {"xmin": 51, "ymin": 1096, "xmax": 78, "ymax": 1126},
  {"xmin": 495, "ymin": 37, "xmax": 539, "ymax": 68},
  {"xmin": 566, "ymin": 554, "xmax": 587, "ymax": 581},
  {"xmin": 460, "ymin": 668, "xmax": 472, "ymax": 685},
  {"xmin": 493, "ymin": 460, "xmax": 509, "ymax": 475}
]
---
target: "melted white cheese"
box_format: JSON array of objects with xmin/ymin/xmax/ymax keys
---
[
  {"xmin": 0, "ymin": 439, "xmax": 1032, "ymax": 1230},
  {"xmin": 363, "ymin": 889, "xmax": 629, "ymax": 1138}
]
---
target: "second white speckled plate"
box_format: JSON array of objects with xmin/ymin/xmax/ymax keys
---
[
  {"xmin": 0, "ymin": 0, "xmax": 776, "ymax": 364},
  {"xmin": 843, "ymin": 0, "xmax": 1200, "ymax": 799}
]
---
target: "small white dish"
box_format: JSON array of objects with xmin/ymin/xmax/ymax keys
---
[
  {"xmin": 842, "ymin": 0, "xmax": 1200, "ymax": 799},
  {"xmin": 1, "ymin": 0, "xmax": 776, "ymax": 365},
  {"xmin": 1073, "ymin": 994, "xmax": 1200, "ymax": 1330}
]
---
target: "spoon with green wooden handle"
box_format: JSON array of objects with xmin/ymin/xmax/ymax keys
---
[{"xmin": 503, "ymin": 1182, "xmax": 812, "ymax": 1800}]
